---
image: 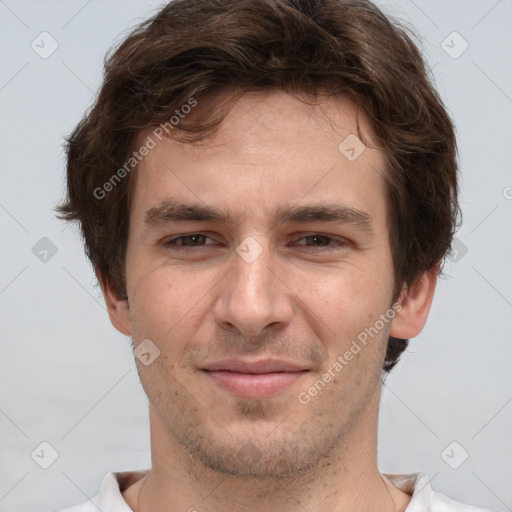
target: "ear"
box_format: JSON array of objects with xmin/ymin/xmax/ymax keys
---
[
  {"xmin": 389, "ymin": 267, "xmax": 438, "ymax": 339},
  {"xmin": 99, "ymin": 275, "xmax": 132, "ymax": 337}
]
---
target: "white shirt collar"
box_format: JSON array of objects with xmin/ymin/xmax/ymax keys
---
[{"xmin": 60, "ymin": 470, "xmax": 495, "ymax": 512}]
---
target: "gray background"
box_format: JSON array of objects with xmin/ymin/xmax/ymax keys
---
[{"xmin": 0, "ymin": 0, "xmax": 511, "ymax": 510}]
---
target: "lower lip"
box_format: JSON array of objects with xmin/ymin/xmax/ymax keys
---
[{"xmin": 202, "ymin": 370, "xmax": 307, "ymax": 398}]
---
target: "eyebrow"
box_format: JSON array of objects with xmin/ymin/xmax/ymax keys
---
[{"xmin": 144, "ymin": 199, "xmax": 374, "ymax": 234}]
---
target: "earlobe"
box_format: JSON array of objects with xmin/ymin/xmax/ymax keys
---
[
  {"xmin": 389, "ymin": 268, "xmax": 438, "ymax": 340},
  {"xmin": 99, "ymin": 275, "xmax": 132, "ymax": 337}
]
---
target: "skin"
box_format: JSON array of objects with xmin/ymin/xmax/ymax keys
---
[{"xmin": 102, "ymin": 89, "xmax": 437, "ymax": 512}]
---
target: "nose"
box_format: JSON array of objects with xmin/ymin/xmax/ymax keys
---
[{"xmin": 213, "ymin": 237, "xmax": 293, "ymax": 338}]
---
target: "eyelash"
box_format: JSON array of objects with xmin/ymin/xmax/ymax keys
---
[{"xmin": 163, "ymin": 233, "xmax": 348, "ymax": 252}]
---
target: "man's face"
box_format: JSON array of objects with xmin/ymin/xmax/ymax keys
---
[{"xmin": 122, "ymin": 90, "xmax": 396, "ymax": 477}]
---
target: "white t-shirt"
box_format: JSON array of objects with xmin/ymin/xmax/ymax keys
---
[{"xmin": 51, "ymin": 470, "xmax": 498, "ymax": 512}]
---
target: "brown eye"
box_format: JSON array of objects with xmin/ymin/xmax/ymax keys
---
[
  {"xmin": 165, "ymin": 234, "xmax": 214, "ymax": 249},
  {"xmin": 303, "ymin": 235, "xmax": 332, "ymax": 247},
  {"xmin": 293, "ymin": 234, "xmax": 347, "ymax": 250}
]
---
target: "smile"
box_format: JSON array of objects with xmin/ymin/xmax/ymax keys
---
[{"xmin": 201, "ymin": 370, "xmax": 309, "ymax": 398}]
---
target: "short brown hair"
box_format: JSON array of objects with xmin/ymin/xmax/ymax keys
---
[{"xmin": 56, "ymin": 0, "xmax": 460, "ymax": 373}]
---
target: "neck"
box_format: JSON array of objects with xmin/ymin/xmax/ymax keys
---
[{"xmin": 124, "ymin": 390, "xmax": 411, "ymax": 512}]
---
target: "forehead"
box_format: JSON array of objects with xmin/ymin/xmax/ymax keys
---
[{"xmin": 130, "ymin": 89, "xmax": 388, "ymax": 229}]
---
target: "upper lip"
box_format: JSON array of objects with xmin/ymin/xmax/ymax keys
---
[{"xmin": 202, "ymin": 359, "xmax": 309, "ymax": 374}]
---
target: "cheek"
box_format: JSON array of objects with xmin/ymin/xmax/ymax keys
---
[
  {"xmin": 127, "ymin": 267, "xmax": 200, "ymax": 346},
  {"xmin": 292, "ymin": 262, "xmax": 392, "ymax": 339}
]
